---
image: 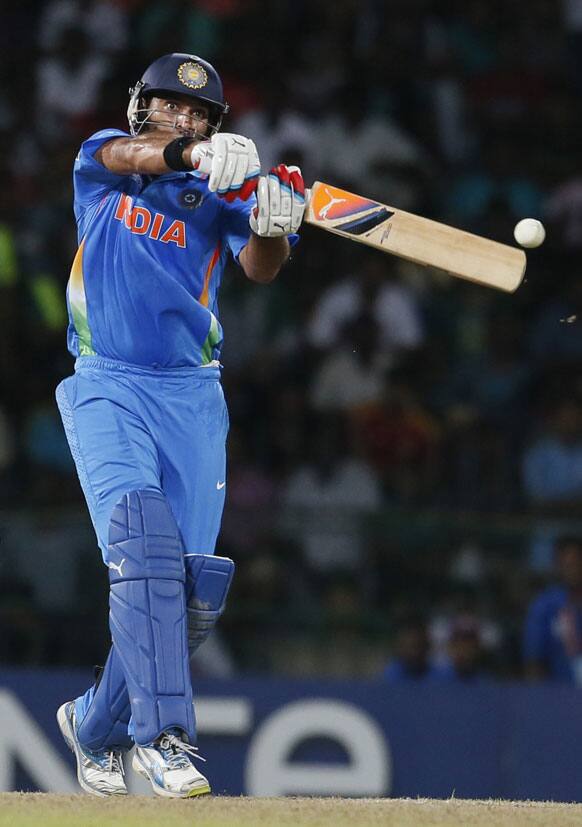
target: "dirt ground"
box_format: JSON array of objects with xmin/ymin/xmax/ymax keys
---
[{"xmin": 2, "ymin": 794, "xmax": 582, "ymax": 827}]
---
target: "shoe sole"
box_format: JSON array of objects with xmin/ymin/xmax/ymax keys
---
[
  {"xmin": 57, "ymin": 702, "xmax": 127, "ymax": 797},
  {"xmin": 132, "ymin": 752, "xmax": 211, "ymax": 799}
]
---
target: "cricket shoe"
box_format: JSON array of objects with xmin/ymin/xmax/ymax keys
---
[
  {"xmin": 132, "ymin": 729, "xmax": 211, "ymax": 798},
  {"xmin": 57, "ymin": 701, "xmax": 127, "ymax": 797}
]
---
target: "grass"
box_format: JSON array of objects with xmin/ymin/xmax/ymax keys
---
[{"xmin": 2, "ymin": 794, "xmax": 582, "ymax": 827}]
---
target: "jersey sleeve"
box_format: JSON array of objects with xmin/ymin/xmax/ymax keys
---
[
  {"xmin": 220, "ymin": 194, "xmax": 300, "ymax": 262},
  {"xmin": 73, "ymin": 128, "xmax": 131, "ymax": 214}
]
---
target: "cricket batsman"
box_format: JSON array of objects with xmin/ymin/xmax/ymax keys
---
[{"xmin": 55, "ymin": 52, "xmax": 305, "ymax": 798}]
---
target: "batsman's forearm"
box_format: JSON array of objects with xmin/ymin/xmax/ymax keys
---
[
  {"xmin": 96, "ymin": 133, "xmax": 196, "ymax": 175},
  {"xmin": 240, "ymin": 234, "xmax": 290, "ymax": 283}
]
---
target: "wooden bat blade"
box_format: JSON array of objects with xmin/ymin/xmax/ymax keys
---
[{"xmin": 305, "ymin": 182, "xmax": 527, "ymax": 293}]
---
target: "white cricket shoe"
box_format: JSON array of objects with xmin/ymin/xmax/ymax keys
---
[
  {"xmin": 132, "ymin": 729, "xmax": 211, "ymax": 798},
  {"xmin": 57, "ymin": 701, "xmax": 127, "ymax": 797}
]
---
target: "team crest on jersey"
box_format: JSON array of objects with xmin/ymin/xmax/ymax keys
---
[
  {"xmin": 181, "ymin": 189, "xmax": 203, "ymax": 209},
  {"xmin": 177, "ymin": 61, "xmax": 208, "ymax": 90}
]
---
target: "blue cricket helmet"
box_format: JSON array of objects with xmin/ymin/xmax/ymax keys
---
[{"xmin": 127, "ymin": 52, "xmax": 229, "ymax": 136}]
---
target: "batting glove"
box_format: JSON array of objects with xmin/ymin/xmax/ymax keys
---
[
  {"xmin": 191, "ymin": 133, "xmax": 260, "ymax": 202},
  {"xmin": 250, "ymin": 164, "xmax": 305, "ymax": 237}
]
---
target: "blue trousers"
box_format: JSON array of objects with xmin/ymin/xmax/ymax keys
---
[{"xmin": 56, "ymin": 357, "xmax": 229, "ymax": 745}]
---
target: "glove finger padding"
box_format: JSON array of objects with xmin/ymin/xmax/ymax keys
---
[
  {"xmin": 232, "ymin": 153, "xmax": 250, "ymax": 192},
  {"xmin": 207, "ymin": 134, "xmax": 228, "ymax": 193},
  {"xmin": 222, "ymin": 176, "xmax": 258, "ymax": 203},
  {"xmin": 254, "ymin": 177, "xmax": 270, "ymax": 236},
  {"xmin": 249, "ymin": 164, "xmax": 306, "ymax": 237},
  {"xmin": 193, "ymin": 133, "xmax": 260, "ymax": 200},
  {"xmin": 275, "ymin": 164, "xmax": 292, "ymax": 218},
  {"xmin": 268, "ymin": 173, "xmax": 281, "ymax": 217},
  {"xmin": 288, "ymin": 166, "xmax": 305, "ymax": 233},
  {"xmin": 218, "ymin": 150, "xmax": 240, "ymax": 194}
]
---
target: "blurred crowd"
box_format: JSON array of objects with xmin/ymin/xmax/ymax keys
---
[{"xmin": 3, "ymin": 0, "xmax": 582, "ymax": 683}]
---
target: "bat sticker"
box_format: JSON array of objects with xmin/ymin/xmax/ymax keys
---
[
  {"xmin": 312, "ymin": 184, "xmax": 379, "ymax": 220},
  {"xmin": 336, "ymin": 208, "xmax": 394, "ymax": 236},
  {"xmin": 318, "ymin": 189, "xmax": 348, "ymax": 219}
]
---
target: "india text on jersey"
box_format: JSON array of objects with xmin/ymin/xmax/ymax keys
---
[{"xmin": 114, "ymin": 194, "xmax": 186, "ymax": 248}]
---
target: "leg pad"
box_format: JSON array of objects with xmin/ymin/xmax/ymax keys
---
[
  {"xmin": 185, "ymin": 555, "xmax": 234, "ymax": 654},
  {"xmin": 76, "ymin": 650, "xmax": 132, "ymax": 751},
  {"xmin": 108, "ymin": 489, "xmax": 194, "ymax": 745}
]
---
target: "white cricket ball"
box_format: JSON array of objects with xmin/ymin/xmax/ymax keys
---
[{"xmin": 513, "ymin": 218, "xmax": 546, "ymax": 248}]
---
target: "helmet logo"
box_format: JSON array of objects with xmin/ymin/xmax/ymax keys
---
[{"xmin": 177, "ymin": 61, "xmax": 208, "ymax": 90}]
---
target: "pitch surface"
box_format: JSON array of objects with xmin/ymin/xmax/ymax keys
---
[{"xmin": 2, "ymin": 794, "xmax": 582, "ymax": 827}]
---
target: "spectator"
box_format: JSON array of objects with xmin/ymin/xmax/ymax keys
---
[
  {"xmin": 383, "ymin": 616, "xmax": 440, "ymax": 682},
  {"xmin": 444, "ymin": 138, "xmax": 544, "ymax": 229},
  {"xmin": 39, "ymin": 0, "xmax": 129, "ymax": 53},
  {"xmin": 232, "ymin": 80, "xmax": 318, "ymax": 181},
  {"xmin": 36, "ymin": 26, "xmax": 112, "ymax": 138},
  {"xmin": 306, "ymin": 253, "xmax": 424, "ymax": 359},
  {"xmin": 313, "ymin": 84, "xmax": 428, "ymax": 205},
  {"xmin": 133, "ymin": 0, "xmax": 225, "ymax": 60},
  {"xmin": 523, "ymin": 537, "xmax": 582, "ymax": 684},
  {"xmin": 310, "ymin": 312, "xmax": 389, "ymax": 412},
  {"xmin": 434, "ymin": 614, "xmax": 491, "ymax": 684},
  {"xmin": 280, "ymin": 412, "xmax": 382, "ymax": 573},
  {"xmin": 522, "ymin": 396, "xmax": 582, "ymax": 516},
  {"xmin": 351, "ymin": 372, "xmax": 441, "ymax": 504}
]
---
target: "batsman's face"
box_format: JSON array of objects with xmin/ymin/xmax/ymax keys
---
[{"xmin": 147, "ymin": 94, "xmax": 210, "ymax": 140}]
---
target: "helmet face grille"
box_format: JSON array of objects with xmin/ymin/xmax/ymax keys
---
[{"xmin": 128, "ymin": 104, "xmax": 223, "ymax": 140}]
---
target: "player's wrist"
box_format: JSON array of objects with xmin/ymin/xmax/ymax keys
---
[
  {"xmin": 181, "ymin": 143, "xmax": 195, "ymax": 168},
  {"xmin": 163, "ymin": 136, "xmax": 196, "ymax": 171}
]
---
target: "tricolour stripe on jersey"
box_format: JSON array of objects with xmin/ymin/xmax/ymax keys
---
[
  {"xmin": 199, "ymin": 242, "xmax": 221, "ymax": 308},
  {"xmin": 68, "ymin": 238, "xmax": 95, "ymax": 355},
  {"xmin": 201, "ymin": 312, "xmax": 222, "ymax": 365}
]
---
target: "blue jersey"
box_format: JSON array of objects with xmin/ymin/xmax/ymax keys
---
[
  {"xmin": 523, "ymin": 586, "xmax": 582, "ymax": 682},
  {"xmin": 67, "ymin": 128, "xmax": 254, "ymax": 367}
]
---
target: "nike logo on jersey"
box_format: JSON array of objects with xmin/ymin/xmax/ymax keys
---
[
  {"xmin": 216, "ymin": 481, "xmax": 226, "ymax": 489},
  {"xmin": 114, "ymin": 194, "xmax": 186, "ymax": 248}
]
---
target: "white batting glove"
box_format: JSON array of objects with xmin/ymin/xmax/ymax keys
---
[
  {"xmin": 250, "ymin": 165, "xmax": 306, "ymax": 237},
  {"xmin": 191, "ymin": 133, "xmax": 260, "ymax": 201}
]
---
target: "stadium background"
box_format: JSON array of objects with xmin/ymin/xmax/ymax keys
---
[{"xmin": 2, "ymin": 0, "xmax": 582, "ymax": 796}]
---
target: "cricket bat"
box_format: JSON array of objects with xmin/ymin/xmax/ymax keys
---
[
  {"xmin": 193, "ymin": 149, "xmax": 526, "ymax": 292},
  {"xmin": 305, "ymin": 182, "xmax": 526, "ymax": 293}
]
